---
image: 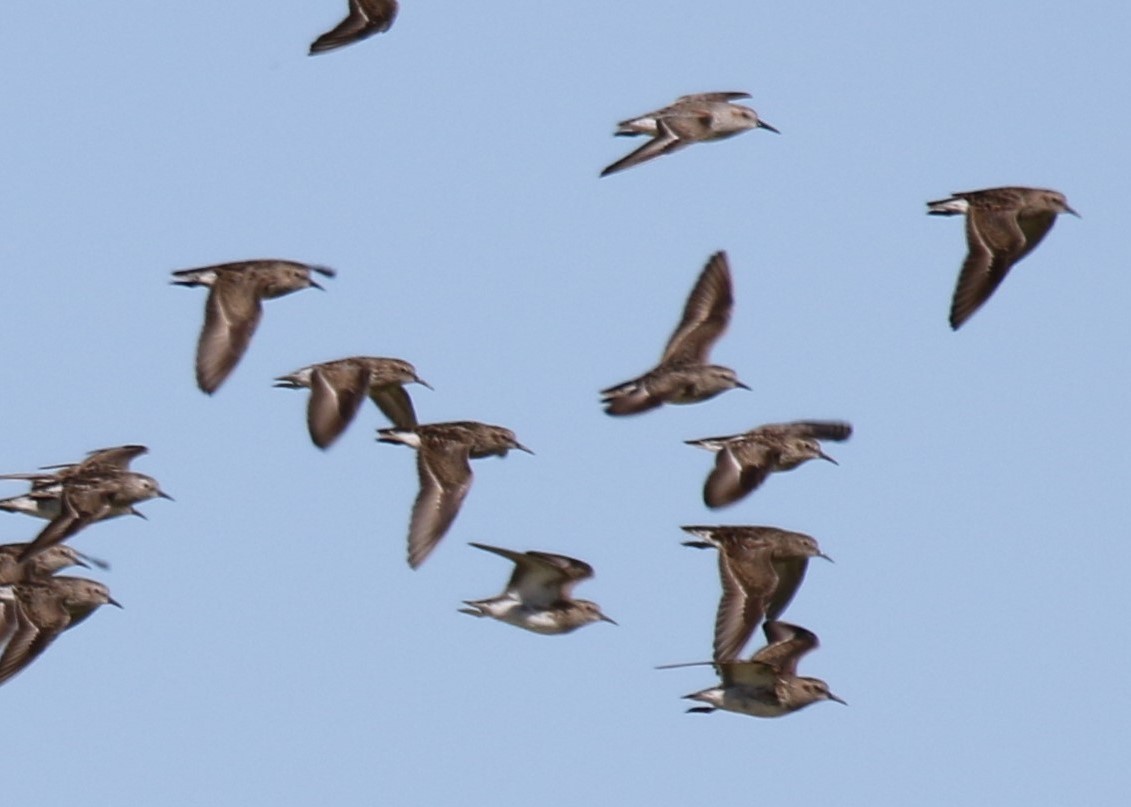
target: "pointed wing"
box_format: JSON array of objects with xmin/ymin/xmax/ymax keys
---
[
  {"xmin": 0, "ymin": 595, "xmax": 63, "ymax": 687},
  {"xmin": 949, "ymin": 205, "xmax": 1027, "ymax": 329},
  {"xmin": 600, "ymin": 119, "xmax": 687, "ymax": 177},
  {"xmin": 703, "ymin": 442, "xmax": 772, "ymax": 508},
  {"xmin": 764, "ymin": 556, "xmax": 809, "ymax": 623},
  {"xmin": 751, "ymin": 621, "xmax": 819, "ymax": 676},
  {"xmin": 369, "ymin": 385, "xmax": 419, "ymax": 430},
  {"xmin": 661, "ymin": 251, "xmax": 733, "ymax": 365},
  {"xmin": 712, "ymin": 543, "xmax": 775, "ymax": 662},
  {"xmin": 196, "ymin": 273, "xmax": 263, "ymax": 394},
  {"xmin": 674, "ymin": 92, "xmax": 751, "ymax": 103},
  {"xmin": 765, "ymin": 420, "xmax": 853, "ymax": 442},
  {"xmin": 310, "ymin": 0, "xmax": 399, "ymax": 55},
  {"xmin": 307, "ymin": 364, "xmax": 371, "ymax": 448},
  {"xmin": 406, "ymin": 440, "xmax": 473, "ymax": 569}
]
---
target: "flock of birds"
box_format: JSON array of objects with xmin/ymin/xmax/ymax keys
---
[{"xmin": 0, "ymin": 2, "xmax": 1080, "ymax": 720}]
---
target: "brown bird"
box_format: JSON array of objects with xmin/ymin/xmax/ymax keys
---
[
  {"xmin": 664, "ymin": 621, "xmax": 845, "ymax": 718},
  {"xmin": 0, "ymin": 575, "xmax": 121, "ymax": 688},
  {"xmin": 0, "ymin": 444, "xmax": 151, "ymax": 522},
  {"xmin": 310, "ymin": 0, "xmax": 398, "ymax": 55},
  {"xmin": 601, "ymin": 251, "xmax": 748, "ymax": 415},
  {"xmin": 459, "ymin": 542, "xmax": 616, "ymax": 634},
  {"xmin": 601, "ymin": 92, "xmax": 779, "ymax": 177},
  {"xmin": 0, "ymin": 544, "xmax": 97, "ymax": 585},
  {"xmin": 681, "ymin": 526, "xmax": 831, "ymax": 662},
  {"xmin": 275, "ymin": 356, "xmax": 431, "ymax": 448},
  {"xmin": 171, "ymin": 260, "xmax": 335, "ymax": 394},
  {"xmin": 377, "ymin": 422, "xmax": 532, "ymax": 568},
  {"xmin": 927, "ymin": 186, "xmax": 1079, "ymax": 329},
  {"xmin": 17, "ymin": 469, "xmax": 171, "ymax": 563},
  {"xmin": 686, "ymin": 420, "xmax": 852, "ymax": 508}
]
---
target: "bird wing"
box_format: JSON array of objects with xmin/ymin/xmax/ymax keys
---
[
  {"xmin": 406, "ymin": 440, "xmax": 473, "ymax": 569},
  {"xmin": 307, "ymin": 363, "xmax": 372, "ymax": 448},
  {"xmin": 660, "ymin": 251, "xmax": 734, "ymax": 365},
  {"xmin": 196, "ymin": 272, "xmax": 263, "ymax": 394}
]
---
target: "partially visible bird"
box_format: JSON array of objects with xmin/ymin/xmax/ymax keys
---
[
  {"xmin": 601, "ymin": 92, "xmax": 778, "ymax": 177},
  {"xmin": 0, "ymin": 445, "xmax": 150, "ymax": 521},
  {"xmin": 663, "ymin": 621, "xmax": 845, "ymax": 718},
  {"xmin": 310, "ymin": 0, "xmax": 398, "ymax": 55},
  {"xmin": 927, "ymin": 186, "xmax": 1079, "ymax": 329},
  {"xmin": 0, "ymin": 575, "xmax": 121, "ymax": 688},
  {"xmin": 459, "ymin": 542, "xmax": 616, "ymax": 634},
  {"xmin": 377, "ymin": 422, "xmax": 532, "ymax": 569},
  {"xmin": 681, "ymin": 526, "xmax": 831, "ymax": 662},
  {"xmin": 275, "ymin": 356, "xmax": 431, "ymax": 448},
  {"xmin": 171, "ymin": 260, "xmax": 335, "ymax": 394},
  {"xmin": 0, "ymin": 544, "xmax": 99, "ymax": 585},
  {"xmin": 601, "ymin": 251, "xmax": 748, "ymax": 415},
  {"xmin": 686, "ymin": 420, "xmax": 852, "ymax": 508}
]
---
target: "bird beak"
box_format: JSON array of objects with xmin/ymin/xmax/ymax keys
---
[
  {"xmin": 600, "ymin": 613, "xmax": 618, "ymax": 626},
  {"xmin": 129, "ymin": 507, "xmax": 148, "ymax": 521},
  {"xmin": 757, "ymin": 120, "xmax": 781, "ymax": 134},
  {"xmin": 828, "ymin": 692, "xmax": 848, "ymax": 705},
  {"xmin": 273, "ymin": 375, "xmax": 301, "ymax": 388},
  {"xmin": 107, "ymin": 597, "xmax": 124, "ymax": 609},
  {"xmin": 818, "ymin": 450, "xmax": 839, "ymax": 465},
  {"xmin": 415, "ymin": 377, "xmax": 434, "ymax": 391},
  {"xmin": 818, "ymin": 552, "xmax": 835, "ymax": 564},
  {"xmin": 76, "ymin": 552, "xmax": 111, "ymax": 570},
  {"xmin": 157, "ymin": 490, "xmax": 175, "ymax": 501},
  {"xmin": 309, "ymin": 279, "xmax": 325, "ymax": 291},
  {"xmin": 734, "ymin": 380, "xmax": 752, "ymax": 391},
  {"xmin": 515, "ymin": 443, "xmax": 535, "ymax": 455},
  {"xmin": 1065, "ymin": 205, "xmax": 1081, "ymax": 218}
]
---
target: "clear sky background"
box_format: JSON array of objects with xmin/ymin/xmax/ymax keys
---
[{"xmin": 3, "ymin": 1, "xmax": 1129, "ymax": 804}]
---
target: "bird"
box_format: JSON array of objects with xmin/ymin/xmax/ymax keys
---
[
  {"xmin": 16, "ymin": 469, "xmax": 171, "ymax": 563},
  {"xmin": 310, "ymin": 0, "xmax": 398, "ymax": 55},
  {"xmin": 171, "ymin": 260, "xmax": 335, "ymax": 394},
  {"xmin": 686, "ymin": 420, "xmax": 852, "ymax": 508},
  {"xmin": 0, "ymin": 544, "xmax": 98, "ymax": 585},
  {"xmin": 459, "ymin": 542, "xmax": 616, "ymax": 634},
  {"xmin": 664, "ymin": 621, "xmax": 845, "ymax": 718},
  {"xmin": 274, "ymin": 356, "xmax": 431, "ymax": 448},
  {"xmin": 600, "ymin": 92, "xmax": 778, "ymax": 177},
  {"xmin": 376, "ymin": 422, "xmax": 532, "ymax": 568},
  {"xmin": 0, "ymin": 445, "xmax": 152, "ymax": 522},
  {"xmin": 0, "ymin": 575, "xmax": 121, "ymax": 688},
  {"xmin": 680, "ymin": 526, "xmax": 831, "ymax": 662},
  {"xmin": 927, "ymin": 186, "xmax": 1079, "ymax": 329},
  {"xmin": 601, "ymin": 251, "xmax": 749, "ymax": 415}
]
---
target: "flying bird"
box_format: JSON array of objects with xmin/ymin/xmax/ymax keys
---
[
  {"xmin": 662, "ymin": 621, "xmax": 845, "ymax": 718},
  {"xmin": 686, "ymin": 420, "xmax": 852, "ymax": 508},
  {"xmin": 172, "ymin": 260, "xmax": 335, "ymax": 394},
  {"xmin": 459, "ymin": 542, "xmax": 615, "ymax": 634},
  {"xmin": 681, "ymin": 526, "xmax": 831, "ymax": 662},
  {"xmin": 310, "ymin": 0, "xmax": 398, "ymax": 55},
  {"xmin": 377, "ymin": 422, "xmax": 531, "ymax": 568},
  {"xmin": 601, "ymin": 251, "xmax": 748, "ymax": 415},
  {"xmin": 601, "ymin": 92, "xmax": 778, "ymax": 177},
  {"xmin": 0, "ymin": 576, "xmax": 121, "ymax": 688},
  {"xmin": 275, "ymin": 356, "xmax": 431, "ymax": 448},
  {"xmin": 927, "ymin": 186, "xmax": 1079, "ymax": 329}
]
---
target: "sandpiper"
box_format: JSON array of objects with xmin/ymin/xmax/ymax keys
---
[
  {"xmin": 927, "ymin": 186, "xmax": 1079, "ymax": 329},
  {"xmin": 686, "ymin": 420, "xmax": 852, "ymax": 508},
  {"xmin": 377, "ymin": 422, "xmax": 532, "ymax": 568},
  {"xmin": 665, "ymin": 621, "xmax": 845, "ymax": 718},
  {"xmin": 0, "ymin": 575, "xmax": 121, "ymax": 688},
  {"xmin": 171, "ymin": 260, "xmax": 335, "ymax": 394},
  {"xmin": 0, "ymin": 544, "xmax": 95, "ymax": 585},
  {"xmin": 459, "ymin": 542, "xmax": 615, "ymax": 634},
  {"xmin": 602, "ymin": 251, "xmax": 748, "ymax": 415},
  {"xmin": 17, "ymin": 470, "xmax": 171, "ymax": 563},
  {"xmin": 601, "ymin": 92, "xmax": 778, "ymax": 177},
  {"xmin": 310, "ymin": 0, "xmax": 398, "ymax": 55},
  {"xmin": 0, "ymin": 445, "xmax": 151, "ymax": 521},
  {"xmin": 681, "ymin": 526, "xmax": 830, "ymax": 662},
  {"xmin": 275, "ymin": 356, "xmax": 431, "ymax": 448}
]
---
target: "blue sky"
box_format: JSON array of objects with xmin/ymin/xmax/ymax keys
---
[{"xmin": 3, "ymin": 1, "xmax": 1129, "ymax": 804}]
